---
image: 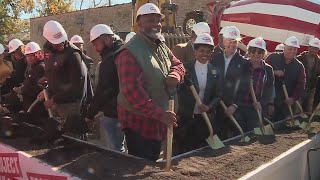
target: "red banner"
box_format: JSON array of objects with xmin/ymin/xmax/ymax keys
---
[
  {"xmin": 27, "ymin": 172, "xmax": 68, "ymax": 180},
  {"xmin": 0, "ymin": 153, "xmax": 22, "ymax": 178}
]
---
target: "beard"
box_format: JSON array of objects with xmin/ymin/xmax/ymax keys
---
[{"xmin": 142, "ymin": 28, "xmax": 162, "ymax": 40}]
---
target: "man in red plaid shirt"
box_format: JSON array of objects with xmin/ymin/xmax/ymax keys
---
[{"xmin": 115, "ymin": 3, "xmax": 185, "ymax": 161}]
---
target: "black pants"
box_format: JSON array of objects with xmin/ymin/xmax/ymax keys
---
[
  {"xmin": 214, "ymin": 106, "xmax": 239, "ymax": 140},
  {"xmin": 124, "ymin": 128, "xmax": 161, "ymax": 162},
  {"xmin": 271, "ymin": 103, "xmax": 289, "ymax": 122},
  {"xmin": 174, "ymin": 114, "xmax": 210, "ymax": 155},
  {"xmin": 234, "ymin": 106, "xmax": 260, "ymax": 133}
]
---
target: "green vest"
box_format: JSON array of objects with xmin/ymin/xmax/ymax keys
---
[{"xmin": 117, "ymin": 34, "xmax": 172, "ymax": 113}]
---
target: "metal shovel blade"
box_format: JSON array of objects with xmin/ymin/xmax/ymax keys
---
[
  {"xmin": 294, "ymin": 119, "xmax": 301, "ymax": 126},
  {"xmin": 254, "ymin": 127, "xmax": 263, "ymax": 135},
  {"xmin": 242, "ymin": 136, "xmax": 251, "ymax": 142},
  {"xmin": 264, "ymin": 124, "xmax": 274, "ymax": 135},
  {"xmin": 299, "ymin": 121, "xmax": 308, "ymax": 129},
  {"xmin": 206, "ymin": 135, "xmax": 225, "ymax": 150}
]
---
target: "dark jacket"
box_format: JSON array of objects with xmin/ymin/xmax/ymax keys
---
[
  {"xmin": 21, "ymin": 60, "xmax": 46, "ymax": 115},
  {"xmin": 266, "ymin": 52, "xmax": 306, "ymax": 105},
  {"xmin": 248, "ymin": 61, "xmax": 274, "ymax": 107},
  {"xmin": 12, "ymin": 56, "xmax": 27, "ymax": 87},
  {"xmin": 210, "ymin": 51, "xmax": 250, "ymax": 106},
  {"xmin": 21, "ymin": 61, "xmax": 45, "ymax": 105},
  {"xmin": 178, "ymin": 61, "xmax": 220, "ymax": 119},
  {"xmin": 212, "ymin": 45, "xmax": 223, "ymax": 59},
  {"xmin": 87, "ymin": 40, "xmax": 123, "ymax": 119},
  {"xmin": 44, "ymin": 42, "xmax": 87, "ymax": 104},
  {"xmin": 296, "ymin": 51, "xmax": 320, "ymax": 90}
]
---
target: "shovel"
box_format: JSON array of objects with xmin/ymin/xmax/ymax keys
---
[
  {"xmin": 249, "ymin": 80, "xmax": 274, "ymax": 136},
  {"xmin": 299, "ymin": 102, "xmax": 320, "ymax": 131},
  {"xmin": 295, "ymin": 101, "xmax": 308, "ymax": 119},
  {"xmin": 282, "ymin": 84, "xmax": 300, "ymax": 126},
  {"xmin": 220, "ymin": 100, "xmax": 250, "ymax": 142},
  {"xmin": 189, "ymin": 85, "xmax": 225, "ymax": 149},
  {"xmin": 165, "ymin": 93, "xmax": 175, "ymax": 172}
]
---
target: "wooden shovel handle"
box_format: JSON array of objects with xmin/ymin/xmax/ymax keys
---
[
  {"xmin": 43, "ymin": 89, "xmax": 53, "ymax": 118},
  {"xmin": 249, "ymin": 81, "xmax": 264, "ymax": 132},
  {"xmin": 220, "ymin": 100, "xmax": 245, "ymax": 137},
  {"xmin": 282, "ymin": 84, "xmax": 294, "ymax": 117},
  {"xmin": 165, "ymin": 99, "xmax": 174, "ymax": 171},
  {"xmin": 27, "ymin": 99, "xmax": 40, "ymax": 113},
  {"xmin": 189, "ymin": 85, "xmax": 214, "ymax": 137}
]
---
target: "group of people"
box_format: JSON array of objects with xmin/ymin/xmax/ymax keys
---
[{"xmin": 0, "ymin": 2, "xmax": 319, "ymax": 162}]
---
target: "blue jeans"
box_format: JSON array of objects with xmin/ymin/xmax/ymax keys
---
[{"xmin": 99, "ymin": 116, "xmax": 124, "ymax": 151}]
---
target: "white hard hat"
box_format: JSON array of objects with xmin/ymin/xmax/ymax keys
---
[
  {"xmin": 284, "ymin": 36, "xmax": 300, "ymax": 48},
  {"xmin": 219, "ymin": 26, "xmax": 230, "ymax": 35},
  {"xmin": 136, "ymin": 3, "xmax": 163, "ymax": 19},
  {"xmin": 0, "ymin": 44, "xmax": 4, "ymax": 54},
  {"xmin": 125, "ymin": 32, "xmax": 136, "ymax": 43},
  {"xmin": 275, "ymin": 43, "xmax": 285, "ymax": 51},
  {"xmin": 70, "ymin": 35, "xmax": 84, "ymax": 44},
  {"xmin": 25, "ymin": 42, "xmax": 41, "ymax": 55},
  {"xmin": 192, "ymin": 22, "xmax": 211, "ymax": 36},
  {"xmin": 194, "ymin": 33, "xmax": 214, "ymax": 46},
  {"xmin": 222, "ymin": 26, "xmax": 241, "ymax": 41},
  {"xmin": 90, "ymin": 24, "xmax": 114, "ymax": 42},
  {"xmin": 247, "ymin": 37, "xmax": 266, "ymax": 50},
  {"xmin": 309, "ymin": 38, "xmax": 320, "ymax": 49},
  {"xmin": 8, "ymin": 39, "xmax": 24, "ymax": 53},
  {"xmin": 43, "ymin": 21, "xmax": 68, "ymax": 45},
  {"xmin": 113, "ymin": 34, "xmax": 121, "ymax": 41}
]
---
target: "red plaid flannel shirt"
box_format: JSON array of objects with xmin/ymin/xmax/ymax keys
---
[{"xmin": 115, "ymin": 49, "xmax": 185, "ymax": 141}]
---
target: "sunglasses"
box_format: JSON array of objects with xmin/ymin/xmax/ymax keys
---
[{"xmin": 249, "ymin": 47, "xmax": 264, "ymax": 54}]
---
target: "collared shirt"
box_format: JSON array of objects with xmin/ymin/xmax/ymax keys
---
[
  {"xmin": 193, "ymin": 60, "xmax": 208, "ymax": 114},
  {"xmin": 224, "ymin": 51, "xmax": 236, "ymax": 76},
  {"xmin": 115, "ymin": 46, "xmax": 185, "ymax": 140}
]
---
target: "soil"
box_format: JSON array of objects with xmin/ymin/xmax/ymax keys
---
[{"xmin": 0, "ymin": 120, "xmax": 320, "ymax": 180}]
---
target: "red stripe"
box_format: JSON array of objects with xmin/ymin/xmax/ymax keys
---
[
  {"xmin": 222, "ymin": 13, "xmax": 318, "ymax": 35},
  {"xmin": 230, "ymin": 0, "xmax": 320, "ymax": 14}
]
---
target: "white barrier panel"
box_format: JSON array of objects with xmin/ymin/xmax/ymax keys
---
[
  {"xmin": 0, "ymin": 143, "xmax": 80, "ymax": 180},
  {"xmin": 240, "ymin": 134, "xmax": 320, "ymax": 180}
]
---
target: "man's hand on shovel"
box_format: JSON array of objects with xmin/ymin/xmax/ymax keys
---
[
  {"xmin": 285, "ymin": 97, "xmax": 294, "ymax": 106},
  {"xmin": 159, "ymin": 111, "xmax": 178, "ymax": 128},
  {"xmin": 37, "ymin": 91, "xmax": 45, "ymax": 101},
  {"xmin": 165, "ymin": 76, "xmax": 179, "ymax": 89},
  {"xmin": 44, "ymin": 98, "xmax": 54, "ymax": 109},
  {"xmin": 198, "ymin": 104, "xmax": 209, "ymax": 113},
  {"xmin": 252, "ymin": 101, "xmax": 262, "ymax": 111},
  {"xmin": 226, "ymin": 105, "xmax": 237, "ymax": 117}
]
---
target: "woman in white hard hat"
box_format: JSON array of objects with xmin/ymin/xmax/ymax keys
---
[
  {"xmin": 265, "ymin": 36, "xmax": 306, "ymax": 122},
  {"xmin": 233, "ymin": 37, "xmax": 274, "ymax": 132},
  {"xmin": 0, "ymin": 44, "xmax": 12, "ymax": 85},
  {"xmin": 14, "ymin": 42, "xmax": 47, "ymax": 126},
  {"xmin": 296, "ymin": 38, "xmax": 320, "ymax": 112},
  {"xmin": 175, "ymin": 33, "xmax": 220, "ymax": 153},
  {"xmin": 8, "ymin": 39, "xmax": 27, "ymax": 88}
]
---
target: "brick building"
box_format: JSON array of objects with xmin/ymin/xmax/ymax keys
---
[{"xmin": 30, "ymin": 0, "xmax": 221, "ymax": 62}]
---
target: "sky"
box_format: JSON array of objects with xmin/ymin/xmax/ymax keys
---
[{"xmin": 21, "ymin": 0, "xmax": 130, "ymax": 19}]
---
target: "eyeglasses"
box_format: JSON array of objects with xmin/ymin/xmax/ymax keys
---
[{"xmin": 249, "ymin": 47, "xmax": 264, "ymax": 54}]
